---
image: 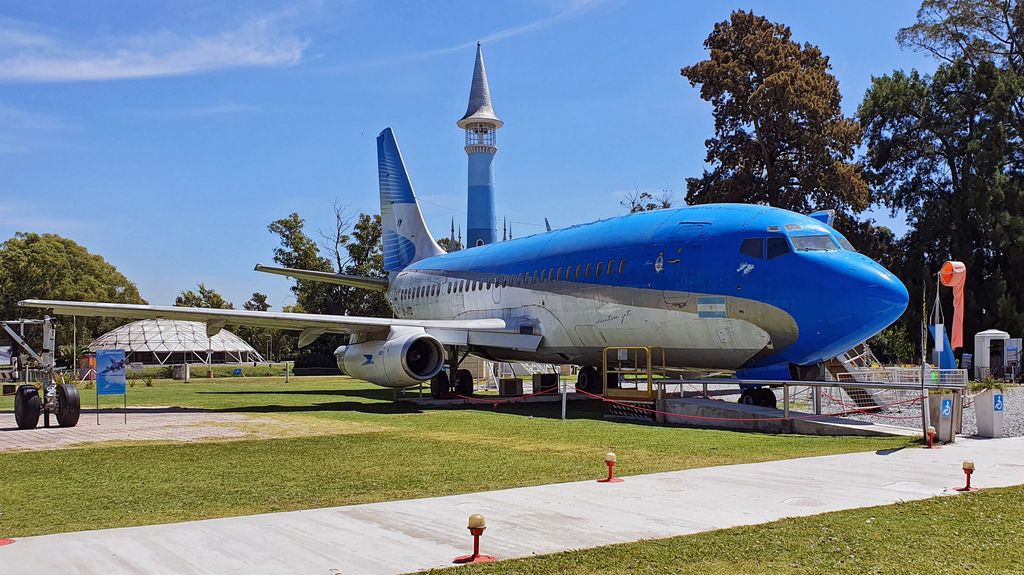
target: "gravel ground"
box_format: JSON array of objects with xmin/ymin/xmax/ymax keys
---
[{"xmin": 663, "ymin": 382, "xmax": 1024, "ymax": 438}]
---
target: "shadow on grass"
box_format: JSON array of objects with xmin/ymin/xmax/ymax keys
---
[
  {"xmin": 197, "ymin": 388, "xmax": 394, "ymax": 401},
  {"xmin": 214, "ymin": 401, "xmax": 425, "ymax": 415}
]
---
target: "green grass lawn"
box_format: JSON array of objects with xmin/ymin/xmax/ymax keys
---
[
  {"xmin": 0, "ymin": 377, "xmax": 913, "ymax": 538},
  {"xmin": 425, "ymin": 485, "xmax": 1024, "ymax": 575}
]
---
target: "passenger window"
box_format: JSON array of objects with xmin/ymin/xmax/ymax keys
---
[
  {"xmin": 556, "ymin": 267, "xmax": 562, "ymax": 281},
  {"xmin": 740, "ymin": 238, "xmax": 764, "ymax": 259},
  {"xmin": 595, "ymin": 262, "xmax": 602, "ymax": 278},
  {"xmin": 540, "ymin": 270, "xmax": 546, "ymax": 283},
  {"xmin": 585, "ymin": 263, "xmax": 591, "ymax": 277},
  {"xmin": 618, "ymin": 259, "xmax": 627, "ymax": 274},
  {"xmin": 575, "ymin": 264, "xmax": 581, "ymax": 280},
  {"xmin": 766, "ymin": 237, "xmax": 791, "ymax": 259},
  {"xmin": 607, "ymin": 260, "xmax": 614, "ymax": 275},
  {"xmin": 549, "ymin": 267, "xmax": 555, "ymax": 281}
]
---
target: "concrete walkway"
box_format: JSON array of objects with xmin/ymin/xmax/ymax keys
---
[{"xmin": 3, "ymin": 437, "xmax": 1023, "ymax": 574}]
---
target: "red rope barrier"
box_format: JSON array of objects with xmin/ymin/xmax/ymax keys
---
[{"xmin": 819, "ymin": 389, "xmax": 925, "ymax": 420}]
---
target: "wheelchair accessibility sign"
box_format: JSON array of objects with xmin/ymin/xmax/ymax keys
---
[
  {"xmin": 940, "ymin": 399, "xmax": 953, "ymax": 419},
  {"xmin": 995, "ymin": 394, "xmax": 1005, "ymax": 412}
]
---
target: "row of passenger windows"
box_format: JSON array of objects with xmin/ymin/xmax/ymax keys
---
[{"xmin": 396, "ymin": 258, "xmax": 628, "ymax": 301}]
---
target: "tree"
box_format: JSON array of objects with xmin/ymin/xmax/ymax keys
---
[
  {"xmin": 437, "ymin": 238, "xmax": 463, "ymax": 252},
  {"xmin": 860, "ymin": 0, "xmax": 1024, "ymax": 351},
  {"xmin": 681, "ymin": 11, "xmax": 871, "ymax": 225},
  {"xmin": 0, "ymin": 232, "xmax": 146, "ymax": 357},
  {"xmin": 621, "ymin": 187, "xmax": 674, "ymax": 213},
  {"xmin": 267, "ymin": 209, "xmax": 389, "ymax": 367},
  {"xmin": 861, "ymin": 61, "xmax": 1022, "ymax": 345},
  {"xmin": 175, "ymin": 283, "xmax": 233, "ymax": 309}
]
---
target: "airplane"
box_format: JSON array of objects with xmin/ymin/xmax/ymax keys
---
[
  {"xmin": 98, "ymin": 358, "xmax": 127, "ymax": 376},
  {"xmin": 21, "ymin": 127, "xmax": 909, "ymax": 407}
]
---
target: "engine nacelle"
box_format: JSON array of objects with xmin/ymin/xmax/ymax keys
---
[{"xmin": 334, "ymin": 328, "xmax": 445, "ymax": 388}]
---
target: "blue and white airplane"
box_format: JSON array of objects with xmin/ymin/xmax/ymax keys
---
[{"xmin": 21, "ymin": 128, "xmax": 909, "ymax": 406}]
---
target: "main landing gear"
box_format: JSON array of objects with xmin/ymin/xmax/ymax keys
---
[
  {"xmin": 429, "ymin": 345, "xmax": 474, "ymax": 399},
  {"xmin": 738, "ymin": 387, "xmax": 777, "ymax": 409},
  {"xmin": 575, "ymin": 366, "xmax": 618, "ymax": 394},
  {"xmin": 13, "ymin": 382, "xmax": 80, "ymax": 430}
]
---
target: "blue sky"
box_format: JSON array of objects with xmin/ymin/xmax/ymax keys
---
[{"xmin": 0, "ymin": 1, "xmax": 936, "ymax": 309}]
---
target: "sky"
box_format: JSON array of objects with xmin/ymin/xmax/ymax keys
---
[{"xmin": 0, "ymin": 0, "xmax": 938, "ymax": 309}]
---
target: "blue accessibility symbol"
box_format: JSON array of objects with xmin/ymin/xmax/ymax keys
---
[
  {"xmin": 940, "ymin": 399, "xmax": 953, "ymax": 418},
  {"xmin": 994, "ymin": 394, "xmax": 1005, "ymax": 412}
]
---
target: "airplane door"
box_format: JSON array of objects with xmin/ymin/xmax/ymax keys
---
[
  {"xmin": 491, "ymin": 275, "xmax": 501, "ymax": 305},
  {"xmin": 663, "ymin": 223, "xmax": 705, "ymax": 308}
]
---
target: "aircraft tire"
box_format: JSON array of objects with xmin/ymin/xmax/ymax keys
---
[
  {"xmin": 756, "ymin": 388, "xmax": 777, "ymax": 409},
  {"xmin": 455, "ymin": 369, "xmax": 474, "ymax": 396},
  {"xmin": 576, "ymin": 366, "xmax": 599, "ymax": 393},
  {"xmin": 738, "ymin": 390, "xmax": 756, "ymax": 406},
  {"xmin": 14, "ymin": 385, "xmax": 41, "ymax": 430},
  {"xmin": 430, "ymin": 371, "xmax": 450, "ymax": 399},
  {"xmin": 56, "ymin": 383, "xmax": 81, "ymax": 427}
]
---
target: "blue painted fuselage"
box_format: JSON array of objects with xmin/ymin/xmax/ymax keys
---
[{"xmin": 386, "ymin": 204, "xmax": 908, "ymax": 377}]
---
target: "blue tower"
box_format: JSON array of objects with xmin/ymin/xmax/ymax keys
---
[{"xmin": 458, "ymin": 43, "xmax": 502, "ymax": 247}]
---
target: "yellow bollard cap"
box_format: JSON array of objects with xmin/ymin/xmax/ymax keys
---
[
  {"xmin": 605, "ymin": 452, "xmax": 617, "ymax": 463},
  {"xmin": 962, "ymin": 460, "xmax": 975, "ymax": 471},
  {"xmin": 468, "ymin": 514, "xmax": 486, "ymax": 529}
]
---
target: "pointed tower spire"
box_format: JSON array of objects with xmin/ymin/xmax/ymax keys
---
[
  {"xmin": 458, "ymin": 43, "xmax": 503, "ymax": 129},
  {"xmin": 503, "ymin": 217, "xmax": 507, "ymax": 241}
]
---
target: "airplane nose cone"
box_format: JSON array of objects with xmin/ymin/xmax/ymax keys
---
[{"xmin": 818, "ymin": 256, "xmax": 909, "ymax": 346}]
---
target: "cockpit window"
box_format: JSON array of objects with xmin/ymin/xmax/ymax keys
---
[
  {"xmin": 740, "ymin": 238, "xmax": 764, "ymax": 259},
  {"xmin": 835, "ymin": 234, "xmax": 856, "ymax": 251},
  {"xmin": 791, "ymin": 235, "xmax": 839, "ymax": 252},
  {"xmin": 766, "ymin": 237, "xmax": 791, "ymax": 259}
]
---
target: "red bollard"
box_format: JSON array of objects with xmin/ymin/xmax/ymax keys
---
[
  {"xmin": 955, "ymin": 460, "xmax": 977, "ymax": 492},
  {"xmin": 597, "ymin": 452, "xmax": 624, "ymax": 483},
  {"xmin": 453, "ymin": 514, "xmax": 497, "ymax": 564},
  {"xmin": 924, "ymin": 425, "xmax": 938, "ymax": 449},
  {"xmin": 0, "ymin": 539, "xmax": 14, "ymax": 546}
]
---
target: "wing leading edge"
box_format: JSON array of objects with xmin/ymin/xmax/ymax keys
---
[{"xmin": 17, "ymin": 300, "xmax": 540, "ymax": 351}]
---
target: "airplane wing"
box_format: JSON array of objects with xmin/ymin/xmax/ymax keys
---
[
  {"xmin": 253, "ymin": 264, "xmax": 389, "ymax": 292},
  {"xmin": 17, "ymin": 300, "xmax": 540, "ymax": 350}
]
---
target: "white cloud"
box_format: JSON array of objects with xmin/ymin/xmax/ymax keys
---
[
  {"xmin": 326, "ymin": 0, "xmax": 612, "ymax": 73},
  {"xmin": 0, "ymin": 12, "xmax": 309, "ymax": 83},
  {"xmin": 0, "ymin": 103, "xmax": 75, "ymax": 154}
]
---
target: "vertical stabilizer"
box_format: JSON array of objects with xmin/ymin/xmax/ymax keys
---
[{"xmin": 377, "ymin": 128, "xmax": 445, "ymax": 272}]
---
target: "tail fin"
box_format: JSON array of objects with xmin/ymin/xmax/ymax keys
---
[{"xmin": 377, "ymin": 128, "xmax": 445, "ymax": 272}]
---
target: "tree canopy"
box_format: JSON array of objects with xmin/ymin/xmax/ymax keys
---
[
  {"xmin": 174, "ymin": 283, "xmax": 234, "ymax": 309},
  {"xmin": 0, "ymin": 232, "xmax": 146, "ymax": 346},
  {"xmin": 681, "ymin": 10, "xmax": 870, "ymax": 220}
]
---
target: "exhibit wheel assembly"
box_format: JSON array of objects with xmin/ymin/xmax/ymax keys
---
[
  {"xmin": 56, "ymin": 383, "xmax": 81, "ymax": 427},
  {"xmin": 13, "ymin": 385, "xmax": 41, "ymax": 430}
]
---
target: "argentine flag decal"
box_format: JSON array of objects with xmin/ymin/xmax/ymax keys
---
[{"xmin": 697, "ymin": 296, "xmax": 727, "ymax": 318}]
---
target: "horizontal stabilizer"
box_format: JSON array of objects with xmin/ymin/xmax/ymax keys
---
[{"xmin": 254, "ymin": 264, "xmax": 388, "ymax": 292}]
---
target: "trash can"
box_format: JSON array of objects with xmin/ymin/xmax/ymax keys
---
[{"xmin": 975, "ymin": 388, "xmax": 1005, "ymax": 438}]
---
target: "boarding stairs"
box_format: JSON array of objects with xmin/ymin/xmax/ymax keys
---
[
  {"xmin": 484, "ymin": 361, "xmax": 560, "ymax": 392},
  {"xmin": 827, "ymin": 344, "xmax": 883, "ymax": 409}
]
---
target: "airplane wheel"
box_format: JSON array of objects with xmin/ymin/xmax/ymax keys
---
[
  {"xmin": 56, "ymin": 383, "xmax": 81, "ymax": 427},
  {"xmin": 455, "ymin": 369, "xmax": 474, "ymax": 396},
  {"xmin": 738, "ymin": 390, "xmax": 756, "ymax": 405},
  {"xmin": 756, "ymin": 388, "xmax": 777, "ymax": 409},
  {"xmin": 576, "ymin": 366, "xmax": 599, "ymax": 393},
  {"xmin": 14, "ymin": 385, "xmax": 41, "ymax": 430},
  {"xmin": 430, "ymin": 371, "xmax": 449, "ymax": 399}
]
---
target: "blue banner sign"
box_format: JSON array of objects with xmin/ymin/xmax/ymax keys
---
[
  {"xmin": 940, "ymin": 398, "xmax": 953, "ymax": 419},
  {"xmin": 96, "ymin": 349, "xmax": 127, "ymax": 396},
  {"xmin": 994, "ymin": 394, "xmax": 1005, "ymax": 413}
]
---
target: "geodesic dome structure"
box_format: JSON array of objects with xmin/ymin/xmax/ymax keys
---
[{"xmin": 88, "ymin": 319, "xmax": 265, "ymax": 365}]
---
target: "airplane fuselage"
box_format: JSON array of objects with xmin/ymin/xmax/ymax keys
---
[{"xmin": 384, "ymin": 204, "xmax": 908, "ymax": 377}]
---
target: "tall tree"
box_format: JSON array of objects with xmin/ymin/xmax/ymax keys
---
[
  {"xmin": 621, "ymin": 187, "xmax": 674, "ymax": 213},
  {"xmin": 267, "ymin": 210, "xmax": 389, "ymax": 366},
  {"xmin": 681, "ymin": 11, "xmax": 871, "ymax": 224},
  {"xmin": 175, "ymin": 283, "xmax": 234, "ymax": 309},
  {"xmin": 861, "ymin": 1, "xmax": 1024, "ymax": 350},
  {"xmin": 0, "ymin": 232, "xmax": 146, "ymax": 352}
]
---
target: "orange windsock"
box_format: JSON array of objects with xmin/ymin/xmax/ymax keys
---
[{"xmin": 939, "ymin": 261, "xmax": 967, "ymax": 349}]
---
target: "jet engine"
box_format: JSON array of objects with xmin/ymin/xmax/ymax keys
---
[{"xmin": 334, "ymin": 327, "xmax": 445, "ymax": 388}]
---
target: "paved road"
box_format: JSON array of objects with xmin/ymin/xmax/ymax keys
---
[{"xmin": 2, "ymin": 437, "xmax": 1022, "ymax": 575}]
